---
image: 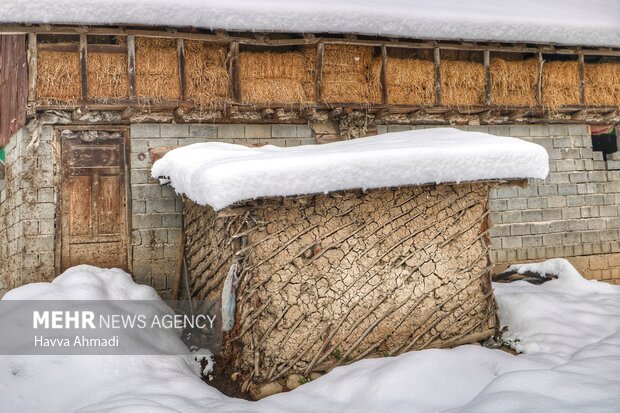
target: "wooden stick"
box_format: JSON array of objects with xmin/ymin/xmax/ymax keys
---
[
  {"xmin": 27, "ymin": 33, "xmax": 37, "ymax": 104},
  {"xmin": 381, "ymin": 44, "xmax": 389, "ymax": 104},
  {"xmin": 229, "ymin": 41, "xmax": 241, "ymax": 102},
  {"xmin": 578, "ymin": 52, "xmax": 585, "ymax": 105},
  {"xmin": 79, "ymin": 33, "xmax": 88, "ymax": 100},
  {"xmin": 484, "ymin": 50, "xmax": 491, "ymax": 105},
  {"xmin": 536, "ymin": 52, "xmax": 544, "ymax": 106},
  {"xmin": 172, "ymin": 225, "xmax": 186, "ymax": 300},
  {"xmin": 127, "ymin": 35, "xmax": 137, "ymax": 99},
  {"xmin": 315, "ymin": 43, "xmax": 324, "ymax": 102},
  {"xmin": 177, "ymin": 38, "xmax": 187, "ymax": 101},
  {"xmin": 434, "ymin": 48, "xmax": 442, "ymax": 105}
]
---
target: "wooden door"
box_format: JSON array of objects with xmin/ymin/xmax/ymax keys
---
[{"xmin": 60, "ymin": 130, "xmax": 130, "ymax": 272}]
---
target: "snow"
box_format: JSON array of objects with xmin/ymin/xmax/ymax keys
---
[
  {"xmin": 3, "ymin": 1, "xmax": 620, "ymax": 47},
  {"xmin": 152, "ymin": 128, "xmax": 549, "ymax": 210},
  {"xmin": 2, "ymin": 259, "xmax": 619, "ymax": 412}
]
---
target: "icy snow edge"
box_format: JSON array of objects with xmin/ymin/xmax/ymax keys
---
[{"xmin": 151, "ymin": 128, "xmax": 549, "ymax": 211}]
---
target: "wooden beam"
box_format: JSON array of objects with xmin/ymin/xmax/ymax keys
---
[
  {"xmin": 578, "ymin": 53, "xmax": 585, "ymax": 105},
  {"xmin": 434, "ymin": 48, "xmax": 442, "ymax": 106},
  {"xmin": 229, "ymin": 41, "xmax": 241, "ymax": 102},
  {"xmin": 483, "ymin": 50, "xmax": 491, "ymax": 106},
  {"xmin": 536, "ymin": 52, "xmax": 543, "ymax": 106},
  {"xmin": 381, "ymin": 45, "xmax": 389, "ymax": 104},
  {"xmin": 79, "ymin": 33, "xmax": 88, "ymax": 100},
  {"xmin": 177, "ymin": 38, "xmax": 187, "ymax": 101},
  {"xmin": 27, "ymin": 33, "xmax": 37, "ymax": 104},
  {"xmin": 127, "ymin": 35, "xmax": 137, "ymax": 99},
  {"xmin": 315, "ymin": 42, "xmax": 324, "ymax": 102}
]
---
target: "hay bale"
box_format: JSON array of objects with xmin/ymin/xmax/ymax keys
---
[
  {"xmin": 440, "ymin": 61, "xmax": 485, "ymax": 106},
  {"xmin": 321, "ymin": 45, "xmax": 381, "ymax": 104},
  {"xmin": 542, "ymin": 61, "xmax": 580, "ymax": 109},
  {"xmin": 36, "ymin": 49, "xmax": 81, "ymax": 101},
  {"xmin": 239, "ymin": 49, "xmax": 315, "ymax": 103},
  {"xmin": 371, "ymin": 57, "xmax": 435, "ymax": 105},
  {"xmin": 135, "ymin": 37, "xmax": 180, "ymax": 100},
  {"xmin": 185, "ymin": 41, "xmax": 230, "ymax": 107},
  {"xmin": 490, "ymin": 58, "xmax": 538, "ymax": 106},
  {"xmin": 87, "ymin": 52, "xmax": 129, "ymax": 100},
  {"xmin": 585, "ymin": 63, "xmax": 620, "ymax": 106}
]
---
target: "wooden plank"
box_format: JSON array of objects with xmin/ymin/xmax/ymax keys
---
[
  {"xmin": 229, "ymin": 41, "xmax": 241, "ymax": 102},
  {"xmin": 177, "ymin": 38, "xmax": 187, "ymax": 101},
  {"xmin": 127, "ymin": 35, "xmax": 137, "ymax": 99},
  {"xmin": 536, "ymin": 52, "xmax": 543, "ymax": 106},
  {"xmin": 315, "ymin": 42, "xmax": 324, "ymax": 102},
  {"xmin": 483, "ymin": 50, "xmax": 491, "ymax": 105},
  {"xmin": 381, "ymin": 45, "xmax": 389, "ymax": 104},
  {"xmin": 578, "ymin": 52, "xmax": 585, "ymax": 105},
  {"xmin": 434, "ymin": 48, "xmax": 442, "ymax": 106},
  {"xmin": 0, "ymin": 35, "xmax": 28, "ymax": 147},
  {"xmin": 27, "ymin": 33, "xmax": 37, "ymax": 103},
  {"xmin": 79, "ymin": 33, "xmax": 88, "ymax": 100}
]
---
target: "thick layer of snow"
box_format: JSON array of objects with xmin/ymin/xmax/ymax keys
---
[
  {"xmin": 152, "ymin": 128, "xmax": 549, "ymax": 210},
  {"xmin": 3, "ymin": 1, "xmax": 620, "ymax": 47},
  {"xmin": 1, "ymin": 259, "xmax": 619, "ymax": 412}
]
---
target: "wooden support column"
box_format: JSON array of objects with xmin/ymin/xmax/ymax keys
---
[
  {"xmin": 536, "ymin": 52, "xmax": 544, "ymax": 106},
  {"xmin": 79, "ymin": 33, "xmax": 88, "ymax": 100},
  {"xmin": 127, "ymin": 35, "xmax": 137, "ymax": 99},
  {"xmin": 315, "ymin": 42, "xmax": 324, "ymax": 102},
  {"xmin": 578, "ymin": 53, "xmax": 585, "ymax": 105},
  {"xmin": 381, "ymin": 45, "xmax": 389, "ymax": 104},
  {"xmin": 483, "ymin": 50, "xmax": 491, "ymax": 105},
  {"xmin": 27, "ymin": 33, "xmax": 37, "ymax": 104},
  {"xmin": 177, "ymin": 38, "xmax": 187, "ymax": 101},
  {"xmin": 229, "ymin": 41, "xmax": 241, "ymax": 102},
  {"xmin": 434, "ymin": 47, "xmax": 442, "ymax": 106}
]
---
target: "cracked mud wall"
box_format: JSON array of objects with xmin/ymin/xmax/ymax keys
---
[{"xmin": 185, "ymin": 182, "xmax": 497, "ymax": 387}]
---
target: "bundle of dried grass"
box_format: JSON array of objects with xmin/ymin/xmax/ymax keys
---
[
  {"xmin": 321, "ymin": 45, "xmax": 381, "ymax": 104},
  {"xmin": 370, "ymin": 57, "xmax": 435, "ymax": 105},
  {"xmin": 440, "ymin": 61, "xmax": 485, "ymax": 106},
  {"xmin": 87, "ymin": 52, "xmax": 129, "ymax": 100},
  {"xmin": 185, "ymin": 41, "xmax": 230, "ymax": 107},
  {"xmin": 490, "ymin": 58, "xmax": 538, "ymax": 106},
  {"xmin": 135, "ymin": 37, "xmax": 180, "ymax": 100},
  {"xmin": 585, "ymin": 63, "xmax": 620, "ymax": 106},
  {"xmin": 36, "ymin": 49, "xmax": 80, "ymax": 100},
  {"xmin": 239, "ymin": 48, "xmax": 315, "ymax": 103},
  {"xmin": 542, "ymin": 61, "xmax": 580, "ymax": 109}
]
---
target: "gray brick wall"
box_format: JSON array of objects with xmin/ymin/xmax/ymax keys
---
[
  {"xmin": 129, "ymin": 123, "xmax": 314, "ymax": 297},
  {"xmin": 0, "ymin": 126, "xmax": 57, "ymax": 296}
]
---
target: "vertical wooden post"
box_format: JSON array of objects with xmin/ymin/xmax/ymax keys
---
[
  {"xmin": 434, "ymin": 47, "xmax": 442, "ymax": 106},
  {"xmin": 127, "ymin": 35, "xmax": 137, "ymax": 100},
  {"xmin": 27, "ymin": 33, "xmax": 37, "ymax": 104},
  {"xmin": 177, "ymin": 38, "xmax": 186, "ymax": 101},
  {"xmin": 229, "ymin": 41, "xmax": 241, "ymax": 102},
  {"xmin": 381, "ymin": 45, "xmax": 389, "ymax": 104},
  {"xmin": 315, "ymin": 42, "xmax": 324, "ymax": 103},
  {"xmin": 536, "ymin": 51, "xmax": 543, "ymax": 106},
  {"xmin": 578, "ymin": 53, "xmax": 585, "ymax": 105},
  {"xmin": 79, "ymin": 33, "xmax": 88, "ymax": 100},
  {"xmin": 483, "ymin": 50, "xmax": 491, "ymax": 106}
]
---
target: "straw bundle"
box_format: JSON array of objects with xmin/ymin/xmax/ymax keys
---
[
  {"xmin": 490, "ymin": 58, "xmax": 538, "ymax": 106},
  {"xmin": 36, "ymin": 49, "xmax": 81, "ymax": 100},
  {"xmin": 87, "ymin": 52, "xmax": 129, "ymax": 100},
  {"xmin": 321, "ymin": 45, "xmax": 381, "ymax": 104},
  {"xmin": 440, "ymin": 61, "xmax": 485, "ymax": 106},
  {"xmin": 541, "ymin": 61, "xmax": 580, "ymax": 109},
  {"xmin": 135, "ymin": 37, "xmax": 180, "ymax": 100},
  {"xmin": 585, "ymin": 63, "xmax": 620, "ymax": 107},
  {"xmin": 239, "ymin": 49, "xmax": 315, "ymax": 103},
  {"xmin": 185, "ymin": 41, "xmax": 229, "ymax": 106},
  {"xmin": 371, "ymin": 57, "xmax": 435, "ymax": 105}
]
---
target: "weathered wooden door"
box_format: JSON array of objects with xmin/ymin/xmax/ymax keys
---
[{"xmin": 60, "ymin": 129, "xmax": 130, "ymax": 272}]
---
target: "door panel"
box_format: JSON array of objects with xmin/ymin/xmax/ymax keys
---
[{"xmin": 60, "ymin": 131, "xmax": 129, "ymax": 272}]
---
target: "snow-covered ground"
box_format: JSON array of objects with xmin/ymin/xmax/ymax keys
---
[
  {"xmin": 1, "ymin": 259, "xmax": 618, "ymax": 412},
  {"xmin": 3, "ymin": 1, "xmax": 620, "ymax": 48},
  {"xmin": 152, "ymin": 128, "xmax": 549, "ymax": 210}
]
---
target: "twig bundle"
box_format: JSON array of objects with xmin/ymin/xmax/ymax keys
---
[
  {"xmin": 87, "ymin": 52, "xmax": 129, "ymax": 100},
  {"xmin": 542, "ymin": 61, "xmax": 580, "ymax": 109},
  {"xmin": 135, "ymin": 37, "xmax": 180, "ymax": 100},
  {"xmin": 321, "ymin": 45, "xmax": 381, "ymax": 104},
  {"xmin": 585, "ymin": 63, "xmax": 620, "ymax": 106},
  {"xmin": 36, "ymin": 49, "xmax": 81, "ymax": 100},
  {"xmin": 490, "ymin": 58, "xmax": 538, "ymax": 106},
  {"xmin": 185, "ymin": 41, "xmax": 230, "ymax": 107},
  {"xmin": 440, "ymin": 61, "xmax": 485, "ymax": 106},
  {"xmin": 371, "ymin": 57, "xmax": 435, "ymax": 105}
]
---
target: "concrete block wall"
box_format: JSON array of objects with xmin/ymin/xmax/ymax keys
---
[
  {"xmin": 0, "ymin": 126, "xmax": 57, "ymax": 296},
  {"xmin": 129, "ymin": 123, "xmax": 314, "ymax": 297}
]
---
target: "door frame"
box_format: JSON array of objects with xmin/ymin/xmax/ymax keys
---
[{"xmin": 54, "ymin": 125, "xmax": 132, "ymax": 275}]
